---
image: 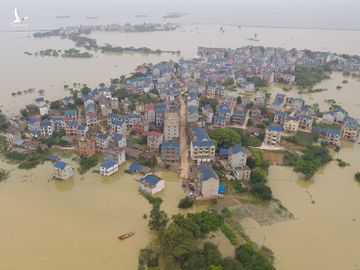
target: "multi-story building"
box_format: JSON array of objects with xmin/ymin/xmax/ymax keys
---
[
  {"xmin": 283, "ymin": 117, "xmax": 299, "ymax": 134},
  {"xmin": 164, "ymin": 111, "xmax": 179, "ymax": 141},
  {"xmin": 96, "ymin": 133, "xmax": 111, "ymax": 151},
  {"xmin": 110, "ymin": 120, "xmax": 127, "ymax": 134},
  {"xmin": 76, "ymin": 139, "xmax": 96, "ymax": 157},
  {"xmin": 147, "ymin": 131, "xmax": 164, "ymax": 152},
  {"xmin": 155, "ymin": 103, "xmax": 166, "ymax": 126},
  {"xmin": 160, "ymin": 140, "xmax": 180, "ymax": 164},
  {"xmin": 65, "ymin": 121, "xmax": 78, "ymax": 136},
  {"xmin": 273, "ymin": 111, "xmax": 288, "ymax": 126},
  {"xmin": 313, "ymin": 127, "xmax": 341, "ymax": 147},
  {"xmin": 197, "ymin": 163, "xmax": 219, "ymax": 198},
  {"xmin": 213, "ymin": 115, "xmax": 226, "ymax": 128},
  {"xmin": 39, "ymin": 120, "xmax": 54, "ymax": 138},
  {"xmin": 144, "ymin": 103, "xmax": 156, "ymax": 123},
  {"xmin": 264, "ymin": 125, "xmax": 283, "ymax": 147},
  {"xmin": 190, "ymin": 128, "xmax": 216, "ymax": 162},
  {"xmin": 298, "ymin": 115, "xmax": 313, "ymax": 133},
  {"xmin": 99, "ymin": 160, "xmax": 119, "ymax": 176},
  {"xmin": 85, "ymin": 112, "xmax": 97, "ymax": 127}
]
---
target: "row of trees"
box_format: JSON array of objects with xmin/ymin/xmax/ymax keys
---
[{"xmin": 284, "ymin": 145, "xmax": 332, "ymax": 179}]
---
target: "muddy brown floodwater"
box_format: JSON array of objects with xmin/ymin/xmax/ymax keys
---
[{"xmin": 0, "ymin": 160, "xmax": 208, "ymax": 270}]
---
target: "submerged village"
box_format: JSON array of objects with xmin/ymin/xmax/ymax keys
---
[{"xmin": 2, "ymin": 43, "xmax": 360, "ymax": 269}]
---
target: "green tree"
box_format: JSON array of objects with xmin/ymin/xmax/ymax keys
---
[
  {"xmin": 208, "ymin": 128, "xmax": 242, "ymax": 149},
  {"xmin": 235, "ymin": 243, "xmax": 275, "ymax": 270}
]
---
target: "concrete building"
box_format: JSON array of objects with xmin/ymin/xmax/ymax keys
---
[
  {"xmin": 164, "ymin": 111, "xmax": 179, "ymax": 141},
  {"xmin": 264, "ymin": 125, "xmax": 283, "ymax": 147},
  {"xmin": 99, "ymin": 160, "xmax": 119, "ymax": 176},
  {"xmin": 161, "ymin": 140, "xmax": 180, "ymax": 164},
  {"xmin": 138, "ymin": 173, "xmax": 165, "ymax": 195},
  {"xmin": 190, "ymin": 128, "xmax": 216, "ymax": 162},
  {"xmin": 197, "ymin": 163, "xmax": 219, "ymax": 198},
  {"xmin": 147, "ymin": 131, "xmax": 164, "ymax": 152},
  {"xmin": 53, "ymin": 161, "xmax": 73, "ymax": 180}
]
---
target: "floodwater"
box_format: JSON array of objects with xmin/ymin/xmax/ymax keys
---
[
  {"xmin": 240, "ymin": 71, "xmax": 360, "ymax": 270},
  {"xmin": 1, "ymin": 24, "xmax": 360, "ymax": 115},
  {"xmin": 1, "ymin": 19, "xmax": 360, "ymax": 270},
  {"xmin": 0, "ymin": 159, "xmax": 203, "ymax": 270},
  {"xmin": 242, "ymin": 141, "xmax": 360, "ymax": 270}
]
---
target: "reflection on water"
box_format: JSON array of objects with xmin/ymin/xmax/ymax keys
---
[{"xmin": 54, "ymin": 177, "xmax": 75, "ymax": 192}]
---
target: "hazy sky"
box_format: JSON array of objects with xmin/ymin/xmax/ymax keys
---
[{"xmin": 1, "ymin": 0, "xmax": 360, "ymax": 29}]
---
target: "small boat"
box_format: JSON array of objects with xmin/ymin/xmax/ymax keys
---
[{"xmin": 118, "ymin": 231, "xmax": 135, "ymax": 240}]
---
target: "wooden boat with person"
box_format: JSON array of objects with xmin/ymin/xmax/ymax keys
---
[{"xmin": 118, "ymin": 231, "xmax": 135, "ymax": 240}]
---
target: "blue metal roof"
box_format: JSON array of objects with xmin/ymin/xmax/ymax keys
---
[
  {"xmin": 198, "ymin": 163, "xmax": 218, "ymax": 181},
  {"xmin": 96, "ymin": 133, "xmax": 109, "ymax": 140},
  {"xmin": 229, "ymin": 145, "xmax": 245, "ymax": 155},
  {"xmin": 267, "ymin": 125, "xmax": 283, "ymax": 132},
  {"xmin": 161, "ymin": 140, "xmax": 180, "ymax": 149},
  {"xmin": 47, "ymin": 155, "xmax": 60, "ymax": 161},
  {"xmin": 192, "ymin": 140, "xmax": 214, "ymax": 147},
  {"xmin": 54, "ymin": 161, "xmax": 68, "ymax": 170},
  {"xmin": 214, "ymin": 115, "xmax": 226, "ymax": 122},
  {"xmin": 111, "ymin": 120, "xmax": 124, "ymax": 127},
  {"xmin": 312, "ymin": 127, "xmax": 340, "ymax": 136},
  {"xmin": 129, "ymin": 162, "xmax": 142, "ymax": 171},
  {"xmin": 140, "ymin": 174, "xmax": 160, "ymax": 186},
  {"xmin": 219, "ymin": 148, "xmax": 229, "ymax": 156},
  {"xmin": 100, "ymin": 160, "xmax": 117, "ymax": 169}
]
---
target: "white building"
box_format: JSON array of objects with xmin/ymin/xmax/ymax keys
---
[
  {"xmin": 99, "ymin": 160, "xmax": 119, "ymax": 176},
  {"xmin": 138, "ymin": 174, "xmax": 165, "ymax": 195}
]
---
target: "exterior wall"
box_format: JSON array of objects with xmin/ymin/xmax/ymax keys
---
[
  {"xmin": 201, "ymin": 177, "xmax": 219, "ymax": 197},
  {"xmin": 190, "ymin": 144, "xmax": 216, "ymax": 162},
  {"xmin": 100, "ymin": 164, "xmax": 119, "ymax": 176},
  {"xmin": 139, "ymin": 180, "xmax": 165, "ymax": 195},
  {"xmin": 229, "ymin": 152, "xmax": 247, "ymax": 169},
  {"xmin": 53, "ymin": 165, "xmax": 73, "ymax": 180},
  {"xmin": 264, "ymin": 130, "xmax": 282, "ymax": 146}
]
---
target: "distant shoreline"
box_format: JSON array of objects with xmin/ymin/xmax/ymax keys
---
[{"xmin": 2, "ymin": 22, "xmax": 360, "ymax": 33}]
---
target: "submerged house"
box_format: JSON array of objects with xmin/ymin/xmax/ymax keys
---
[
  {"xmin": 138, "ymin": 173, "xmax": 165, "ymax": 195},
  {"xmin": 99, "ymin": 160, "xmax": 119, "ymax": 176},
  {"xmin": 53, "ymin": 161, "xmax": 73, "ymax": 180}
]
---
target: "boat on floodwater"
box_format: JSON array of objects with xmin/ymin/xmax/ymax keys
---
[{"xmin": 118, "ymin": 231, "xmax": 135, "ymax": 240}]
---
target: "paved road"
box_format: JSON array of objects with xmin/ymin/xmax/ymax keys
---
[{"xmin": 179, "ymin": 95, "xmax": 189, "ymax": 180}]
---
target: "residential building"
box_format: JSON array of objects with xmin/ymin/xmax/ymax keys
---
[
  {"xmin": 283, "ymin": 117, "xmax": 299, "ymax": 134},
  {"xmin": 264, "ymin": 125, "xmax": 283, "ymax": 147},
  {"xmin": 228, "ymin": 146, "xmax": 247, "ymax": 169},
  {"xmin": 197, "ymin": 163, "xmax": 219, "ymax": 198},
  {"xmin": 113, "ymin": 133, "xmax": 126, "ymax": 148},
  {"xmin": 147, "ymin": 131, "xmax": 164, "ymax": 152},
  {"xmin": 53, "ymin": 161, "xmax": 73, "ymax": 180},
  {"xmin": 76, "ymin": 139, "xmax": 96, "ymax": 157},
  {"xmin": 99, "ymin": 160, "xmax": 119, "ymax": 176},
  {"xmin": 342, "ymin": 125, "xmax": 359, "ymax": 141},
  {"xmin": 273, "ymin": 111, "xmax": 287, "ymax": 126},
  {"xmin": 213, "ymin": 115, "xmax": 226, "ymax": 128},
  {"xmin": 298, "ymin": 115, "xmax": 313, "ymax": 133},
  {"xmin": 164, "ymin": 111, "xmax": 179, "ymax": 141},
  {"xmin": 190, "ymin": 128, "xmax": 216, "ymax": 162},
  {"xmin": 110, "ymin": 120, "xmax": 127, "ymax": 134},
  {"xmin": 77, "ymin": 124, "xmax": 89, "ymax": 139},
  {"xmin": 161, "ymin": 140, "xmax": 180, "ymax": 164},
  {"xmin": 39, "ymin": 120, "xmax": 54, "ymax": 138},
  {"xmin": 65, "ymin": 121, "xmax": 78, "ymax": 136},
  {"xmin": 313, "ymin": 127, "xmax": 341, "ymax": 147},
  {"xmin": 155, "ymin": 103, "xmax": 166, "ymax": 126},
  {"xmin": 144, "ymin": 103, "xmax": 156, "ymax": 123},
  {"xmin": 96, "ymin": 133, "xmax": 111, "ymax": 151},
  {"xmin": 138, "ymin": 173, "xmax": 165, "ymax": 195},
  {"xmin": 85, "ymin": 112, "xmax": 97, "ymax": 127}
]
